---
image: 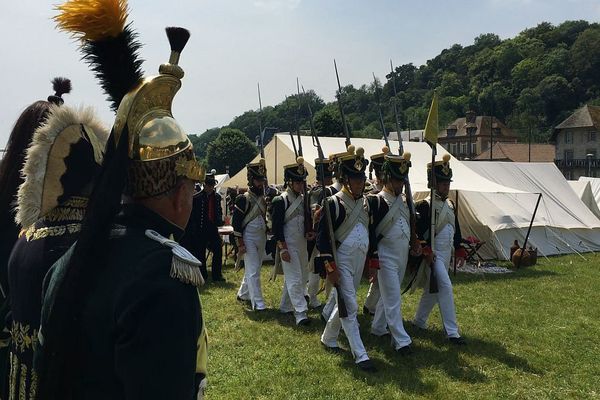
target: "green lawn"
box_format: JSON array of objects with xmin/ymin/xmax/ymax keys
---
[{"xmin": 200, "ymin": 254, "xmax": 600, "ymax": 399}]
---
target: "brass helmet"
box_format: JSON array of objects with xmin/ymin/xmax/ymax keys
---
[
  {"xmin": 115, "ymin": 27, "xmax": 204, "ymax": 198},
  {"xmin": 55, "ymin": 1, "xmax": 203, "ymax": 199}
]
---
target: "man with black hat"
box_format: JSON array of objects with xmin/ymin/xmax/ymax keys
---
[
  {"xmin": 362, "ymin": 145, "xmax": 390, "ymax": 316},
  {"xmin": 271, "ymin": 157, "xmax": 313, "ymax": 325},
  {"xmin": 412, "ymin": 154, "xmax": 467, "ymax": 345},
  {"xmin": 37, "ymin": 2, "xmax": 208, "ymax": 398},
  {"xmin": 328, "ymin": 150, "xmax": 347, "ymax": 193},
  {"xmin": 6, "ymin": 79, "xmax": 108, "ymax": 400},
  {"xmin": 305, "ymin": 157, "xmax": 336, "ymax": 309},
  {"xmin": 317, "ymin": 145, "xmax": 377, "ymax": 372},
  {"xmin": 183, "ymin": 169, "xmax": 225, "ymax": 282},
  {"xmin": 368, "ymin": 152, "xmax": 417, "ymax": 354},
  {"xmin": 234, "ymin": 159, "xmax": 268, "ymax": 310}
]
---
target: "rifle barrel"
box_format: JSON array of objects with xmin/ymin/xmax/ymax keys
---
[
  {"xmin": 389, "ymin": 60, "xmax": 404, "ymax": 155},
  {"xmin": 334, "ymin": 59, "xmax": 351, "ymax": 147},
  {"xmin": 296, "ymin": 77, "xmax": 303, "ymax": 157},
  {"xmin": 372, "ymin": 72, "xmax": 392, "ymax": 152}
]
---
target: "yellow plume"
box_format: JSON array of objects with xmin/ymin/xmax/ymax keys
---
[{"xmin": 54, "ymin": 0, "xmax": 128, "ymax": 41}]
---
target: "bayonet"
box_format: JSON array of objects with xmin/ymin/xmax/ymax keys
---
[{"xmin": 334, "ymin": 60, "xmax": 352, "ymax": 147}]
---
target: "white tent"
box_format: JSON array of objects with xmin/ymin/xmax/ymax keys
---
[
  {"xmin": 463, "ymin": 162, "xmax": 600, "ymax": 259},
  {"xmin": 579, "ymin": 177, "xmax": 600, "ymax": 209},
  {"xmin": 214, "ymin": 173, "xmax": 230, "ymax": 192},
  {"xmin": 568, "ymin": 180, "xmax": 600, "ymax": 219}
]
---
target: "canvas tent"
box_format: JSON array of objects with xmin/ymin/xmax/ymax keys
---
[
  {"xmin": 568, "ymin": 180, "xmax": 600, "ymax": 219},
  {"xmin": 214, "ymin": 173, "xmax": 230, "ymax": 192},
  {"xmin": 463, "ymin": 162, "xmax": 600, "ymax": 259},
  {"xmin": 579, "ymin": 177, "xmax": 600, "ymax": 209}
]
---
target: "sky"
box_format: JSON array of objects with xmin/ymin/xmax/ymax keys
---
[{"xmin": 1, "ymin": 0, "xmax": 600, "ymax": 147}]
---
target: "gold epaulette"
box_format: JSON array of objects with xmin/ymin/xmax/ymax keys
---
[{"xmin": 145, "ymin": 229, "xmax": 205, "ymax": 287}]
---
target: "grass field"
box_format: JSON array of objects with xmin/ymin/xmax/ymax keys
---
[{"xmin": 200, "ymin": 254, "xmax": 600, "ymax": 399}]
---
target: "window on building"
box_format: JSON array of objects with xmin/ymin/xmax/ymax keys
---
[
  {"xmin": 564, "ymin": 149, "xmax": 574, "ymax": 160},
  {"xmin": 589, "ymin": 131, "xmax": 597, "ymax": 142},
  {"xmin": 461, "ymin": 142, "xmax": 468, "ymax": 155},
  {"xmin": 565, "ymin": 131, "xmax": 573, "ymax": 144},
  {"xmin": 450, "ymin": 143, "xmax": 457, "ymax": 155},
  {"xmin": 471, "ymin": 142, "xmax": 477, "ymax": 155}
]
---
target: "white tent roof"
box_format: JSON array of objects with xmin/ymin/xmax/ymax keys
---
[
  {"xmin": 214, "ymin": 173, "xmax": 229, "ymax": 189},
  {"xmin": 568, "ymin": 180, "xmax": 600, "ymax": 219}
]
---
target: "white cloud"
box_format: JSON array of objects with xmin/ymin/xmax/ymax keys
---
[{"xmin": 252, "ymin": 0, "xmax": 301, "ymax": 12}]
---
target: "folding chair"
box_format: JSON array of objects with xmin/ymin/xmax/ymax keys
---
[{"xmin": 461, "ymin": 236, "xmax": 486, "ymax": 263}]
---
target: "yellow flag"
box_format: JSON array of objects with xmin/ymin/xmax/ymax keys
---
[{"xmin": 424, "ymin": 91, "xmax": 439, "ymax": 145}]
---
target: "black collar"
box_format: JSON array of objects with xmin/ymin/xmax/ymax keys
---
[{"xmin": 118, "ymin": 203, "xmax": 184, "ymax": 241}]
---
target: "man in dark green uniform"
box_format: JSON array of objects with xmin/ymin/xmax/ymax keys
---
[{"xmin": 35, "ymin": 2, "xmax": 207, "ymax": 399}]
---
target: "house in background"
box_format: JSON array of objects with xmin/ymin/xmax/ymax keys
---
[
  {"xmin": 439, "ymin": 111, "xmax": 518, "ymax": 160},
  {"xmin": 474, "ymin": 143, "xmax": 555, "ymax": 162},
  {"xmin": 386, "ymin": 130, "xmax": 424, "ymax": 142},
  {"xmin": 552, "ymin": 105, "xmax": 600, "ymax": 179}
]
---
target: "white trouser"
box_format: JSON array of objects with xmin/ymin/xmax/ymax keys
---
[
  {"xmin": 237, "ymin": 218, "xmax": 267, "ymax": 310},
  {"xmin": 280, "ymin": 229, "xmax": 309, "ymax": 323},
  {"xmin": 371, "ymin": 235, "xmax": 412, "ymax": 348},
  {"xmin": 306, "ymin": 250, "xmax": 322, "ymax": 308},
  {"xmin": 321, "ymin": 233, "xmax": 369, "ymax": 363},
  {"xmin": 321, "ymin": 289, "xmax": 336, "ymax": 321},
  {"xmin": 413, "ymin": 224, "xmax": 460, "ymax": 338},
  {"xmin": 364, "ymin": 281, "xmax": 380, "ymax": 314}
]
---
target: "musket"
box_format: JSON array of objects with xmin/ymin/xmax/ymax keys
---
[
  {"xmin": 295, "ymin": 77, "xmax": 303, "ymax": 157},
  {"xmin": 389, "ymin": 60, "xmax": 404, "ymax": 155},
  {"xmin": 302, "ymin": 84, "xmax": 348, "ymax": 318},
  {"xmin": 293, "ymin": 80, "xmax": 313, "ymax": 238},
  {"xmin": 372, "ymin": 73, "xmax": 392, "ymax": 151},
  {"xmin": 257, "ymin": 82, "xmax": 265, "ymax": 158},
  {"xmin": 333, "ymin": 59, "xmax": 352, "ymax": 147},
  {"xmin": 286, "ymin": 95, "xmax": 299, "ymax": 158},
  {"xmin": 388, "ymin": 63, "xmax": 418, "ymax": 248}
]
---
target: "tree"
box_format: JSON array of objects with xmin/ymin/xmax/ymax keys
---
[
  {"xmin": 206, "ymin": 128, "xmax": 258, "ymax": 176},
  {"xmin": 314, "ymin": 103, "xmax": 343, "ymax": 137},
  {"xmin": 570, "ymin": 27, "xmax": 600, "ymax": 87},
  {"xmin": 536, "ymin": 75, "xmax": 576, "ymax": 125},
  {"xmin": 189, "ymin": 128, "xmax": 220, "ymax": 160}
]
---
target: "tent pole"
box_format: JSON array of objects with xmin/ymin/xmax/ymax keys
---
[
  {"xmin": 517, "ymin": 193, "xmax": 542, "ymax": 269},
  {"xmin": 454, "ymin": 190, "xmax": 459, "ymax": 276}
]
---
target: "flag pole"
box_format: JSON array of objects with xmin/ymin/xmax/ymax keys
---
[{"xmin": 424, "ymin": 90, "xmax": 440, "ymax": 294}]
